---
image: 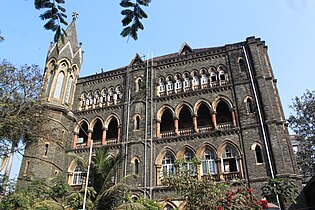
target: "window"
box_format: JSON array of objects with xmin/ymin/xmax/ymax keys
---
[
  {"xmin": 219, "ymin": 71, "xmax": 226, "ymax": 81},
  {"xmin": 23, "ymin": 160, "xmax": 30, "ymax": 176},
  {"xmin": 193, "ymin": 75, "xmax": 199, "ymax": 86},
  {"xmin": 167, "ymin": 81, "xmax": 173, "ymax": 91},
  {"xmin": 102, "ymin": 89, "xmax": 107, "ymax": 103},
  {"xmin": 81, "ymin": 94, "xmax": 87, "ymax": 107},
  {"xmin": 135, "ymin": 115, "xmax": 140, "ymax": 130},
  {"xmin": 210, "ymin": 72, "xmax": 217, "ymax": 82},
  {"xmin": 54, "ymin": 72, "xmax": 64, "ymax": 99},
  {"xmin": 65, "ymin": 76, "xmax": 73, "ymax": 103},
  {"xmin": 135, "ymin": 78, "xmax": 142, "ymax": 92},
  {"xmin": 201, "ymin": 74, "xmax": 208, "ymax": 85},
  {"xmin": 201, "ymin": 149, "xmax": 217, "ymax": 175},
  {"xmin": 45, "ymin": 71, "xmax": 54, "ymax": 97},
  {"xmin": 160, "ymin": 82, "xmax": 166, "ymax": 93},
  {"xmin": 134, "ymin": 159, "xmax": 139, "ymax": 175},
  {"xmin": 183, "ymin": 77, "xmax": 190, "ymax": 88},
  {"xmin": 44, "ymin": 143, "xmax": 49, "ymax": 156},
  {"xmin": 182, "ymin": 151, "xmax": 196, "ymax": 174},
  {"xmin": 222, "ymin": 146, "xmax": 238, "ymax": 173},
  {"xmin": 175, "ymin": 79, "xmax": 182, "ymax": 90},
  {"xmin": 239, "ymin": 58, "xmax": 246, "ymax": 72},
  {"xmin": 162, "ymin": 154, "xmax": 175, "ymax": 175},
  {"xmin": 72, "ymin": 165, "xmax": 83, "ymax": 185},
  {"xmin": 246, "ymin": 97, "xmax": 254, "ymax": 113},
  {"xmin": 255, "ymin": 145, "xmax": 263, "ymax": 164}
]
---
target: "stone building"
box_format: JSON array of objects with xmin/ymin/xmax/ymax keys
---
[{"xmin": 18, "ymin": 19, "xmax": 298, "ymax": 209}]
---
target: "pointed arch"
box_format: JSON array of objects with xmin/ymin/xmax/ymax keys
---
[
  {"xmin": 238, "ymin": 57, "xmax": 247, "ymax": 72},
  {"xmin": 176, "ymin": 102, "xmax": 194, "ymax": 130},
  {"xmin": 156, "ymin": 105, "xmax": 175, "ymax": 121},
  {"xmin": 251, "ymin": 142, "xmax": 264, "ymax": 164},
  {"xmin": 212, "ymin": 96, "xmax": 234, "ymax": 111},
  {"xmin": 176, "ymin": 145, "xmax": 196, "ymax": 159},
  {"xmin": 54, "ymin": 71, "xmax": 65, "ymax": 99},
  {"xmin": 135, "ymin": 77, "xmax": 143, "ymax": 92},
  {"xmin": 91, "ymin": 117, "xmax": 104, "ymax": 143},
  {"xmin": 155, "ymin": 147, "xmax": 177, "ymax": 166},
  {"xmin": 244, "ymin": 95, "xmax": 254, "ymax": 114},
  {"xmin": 197, "ymin": 143, "xmax": 218, "ymax": 176},
  {"xmin": 65, "ymin": 75, "xmax": 74, "ymax": 103}
]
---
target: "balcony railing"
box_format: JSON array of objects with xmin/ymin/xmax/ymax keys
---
[
  {"xmin": 198, "ymin": 126, "xmax": 214, "ymax": 133},
  {"xmin": 106, "ymin": 138, "xmax": 118, "ymax": 145},
  {"xmin": 179, "ymin": 128, "xmax": 193, "ymax": 135},
  {"xmin": 161, "ymin": 131, "xmax": 175, "ymax": 138},
  {"xmin": 223, "ymin": 172, "xmax": 240, "ymax": 181},
  {"xmin": 217, "ymin": 123, "xmax": 233, "ymax": 130}
]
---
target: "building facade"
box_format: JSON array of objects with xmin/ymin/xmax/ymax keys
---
[{"xmin": 19, "ymin": 20, "xmax": 298, "ymax": 208}]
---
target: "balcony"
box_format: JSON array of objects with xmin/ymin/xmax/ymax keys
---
[
  {"xmin": 223, "ymin": 172, "xmax": 240, "ymax": 181},
  {"xmin": 106, "ymin": 138, "xmax": 118, "ymax": 145},
  {"xmin": 198, "ymin": 126, "xmax": 214, "ymax": 133},
  {"xmin": 217, "ymin": 123, "xmax": 233, "ymax": 130},
  {"xmin": 161, "ymin": 131, "xmax": 175, "ymax": 138},
  {"xmin": 179, "ymin": 128, "xmax": 194, "ymax": 135}
]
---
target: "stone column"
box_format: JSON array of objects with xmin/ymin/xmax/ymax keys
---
[
  {"xmin": 87, "ymin": 129, "xmax": 92, "ymax": 146},
  {"xmin": 212, "ymin": 112, "xmax": 217, "ymax": 129},
  {"xmin": 72, "ymin": 131, "xmax": 79, "ymax": 148},
  {"xmin": 193, "ymin": 115, "xmax": 198, "ymax": 133},
  {"xmin": 174, "ymin": 117, "xmax": 179, "ymax": 135},
  {"xmin": 231, "ymin": 110, "xmax": 236, "ymax": 127},
  {"xmin": 117, "ymin": 126, "xmax": 121, "ymax": 143},
  {"xmin": 156, "ymin": 120, "xmax": 161, "ymax": 138},
  {"xmin": 102, "ymin": 128, "xmax": 107, "ymax": 145},
  {"xmin": 156, "ymin": 165, "xmax": 162, "ymax": 185}
]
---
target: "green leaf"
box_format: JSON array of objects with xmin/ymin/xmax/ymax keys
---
[{"xmin": 120, "ymin": 1, "xmax": 134, "ymax": 8}]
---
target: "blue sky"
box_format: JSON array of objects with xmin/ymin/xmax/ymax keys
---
[{"xmin": 1, "ymin": 0, "xmax": 315, "ymax": 178}]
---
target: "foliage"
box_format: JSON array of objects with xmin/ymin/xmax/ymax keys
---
[
  {"xmin": 0, "ymin": 59, "xmax": 49, "ymax": 178},
  {"xmin": 261, "ymin": 178, "xmax": 298, "ymax": 205},
  {"xmin": 118, "ymin": 194, "xmax": 162, "ymax": 210},
  {"xmin": 162, "ymin": 170, "xmax": 267, "ymax": 210},
  {"xmin": 34, "ymin": 0, "xmax": 151, "ymax": 42},
  {"xmin": 120, "ymin": 0, "xmax": 150, "ymax": 40},
  {"xmin": 288, "ymin": 90, "xmax": 315, "ymax": 178},
  {"xmin": 34, "ymin": 0, "xmax": 68, "ymax": 43},
  {"xmin": 69, "ymin": 147, "xmax": 142, "ymax": 210},
  {"xmin": 0, "ymin": 175, "xmax": 70, "ymax": 210}
]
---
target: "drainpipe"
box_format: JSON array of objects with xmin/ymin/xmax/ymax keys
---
[
  {"xmin": 144, "ymin": 55, "xmax": 149, "ymax": 199},
  {"xmin": 149, "ymin": 54, "xmax": 154, "ymax": 198},
  {"xmin": 124, "ymin": 89, "xmax": 131, "ymax": 177},
  {"xmin": 242, "ymin": 46, "xmax": 281, "ymax": 209}
]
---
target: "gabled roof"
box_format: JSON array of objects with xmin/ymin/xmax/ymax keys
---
[
  {"xmin": 178, "ymin": 42, "xmax": 193, "ymax": 55},
  {"xmin": 130, "ymin": 53, "xmax": 144, "ymax": 65}
]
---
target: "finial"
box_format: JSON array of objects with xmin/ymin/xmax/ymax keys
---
[{"xmin": 72, "ymin": 12, "xmax": 79, "ymax": 21}]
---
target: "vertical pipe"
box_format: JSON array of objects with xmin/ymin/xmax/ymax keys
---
[
  {"xmin": 124, "ymin": 89, "xmax": 131, "ymax": 177},
  {"xmin": 144, "ymin": 55, "xmax": 149, "ymax": 199},
  {"xmin": 149, "ymin": 53, "xmax": 154, "ymax": 197},
  {"xmin": 82, "ymin": 139, "xmax": 93, "ymax": 210}
]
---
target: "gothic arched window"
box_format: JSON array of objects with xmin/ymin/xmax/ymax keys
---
[
  {"xmin": 255, "ymin": 145, "xmax": 263, "ymax": 164},
  {"xmin": 222, "ymin": 146, "xmax": 238, "ymax": 173},
  {"xmin": 45, "ymin": 70, "xmax": 54, "ymax": 97},
  {"xmin": 54, "ymin": 71, "xmax": 64, "ymax": 99},
  {"xmin": 162, "ymin": 154, "xmax": 175, "ymax": 175},
  {"xmin": 246, "ymin": 97, "xmax": 254, "ymax": 114},
  {"xmin": 72, "ymin": 165, "xmax": 83, "ymax": 185},
  {"xmin": 201, "ymin": 149, "xmax": 217, "ymax": 175},
  {"xmin": 65, "ymin": 76, "xmax": 73, "ymax": 103}
]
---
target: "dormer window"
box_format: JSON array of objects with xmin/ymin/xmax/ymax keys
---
[
  {"xmin": 210, "ymin": 72, "xmax": 217, "ymax": 82},
  {"xmin": 219, "ymin": 71, "xmax": 226, "ymax": 81}
]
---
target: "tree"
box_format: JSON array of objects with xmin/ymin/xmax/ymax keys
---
[
  {"xmin": 34, "ymin": 0, "xmax": 151, "ymax": 42},
  {"xmin": 261, "ymin": 178, "xmax": 298, "ymax": 207},
  {"xmin": 288, "ymin": 90, "xmax": 315, "ymax": 178},
  {"xmin": 0, "ymin": 174, "xmax": 71, "ymax": 209},
  {"xmin": 162, "ymin": 160, "xmax": 268, "ymax": 210},
  {"xmin": 69, "ymin": 147, "xmax": 146, "ymax": 210},
  {"xmin": 0, "ymin": 59, "xmax": 49, "ymax": 179}
]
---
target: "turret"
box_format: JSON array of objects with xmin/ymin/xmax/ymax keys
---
[{"xmin": 18, "ymin": 16, "xmax": 83, "ymax": 182}]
